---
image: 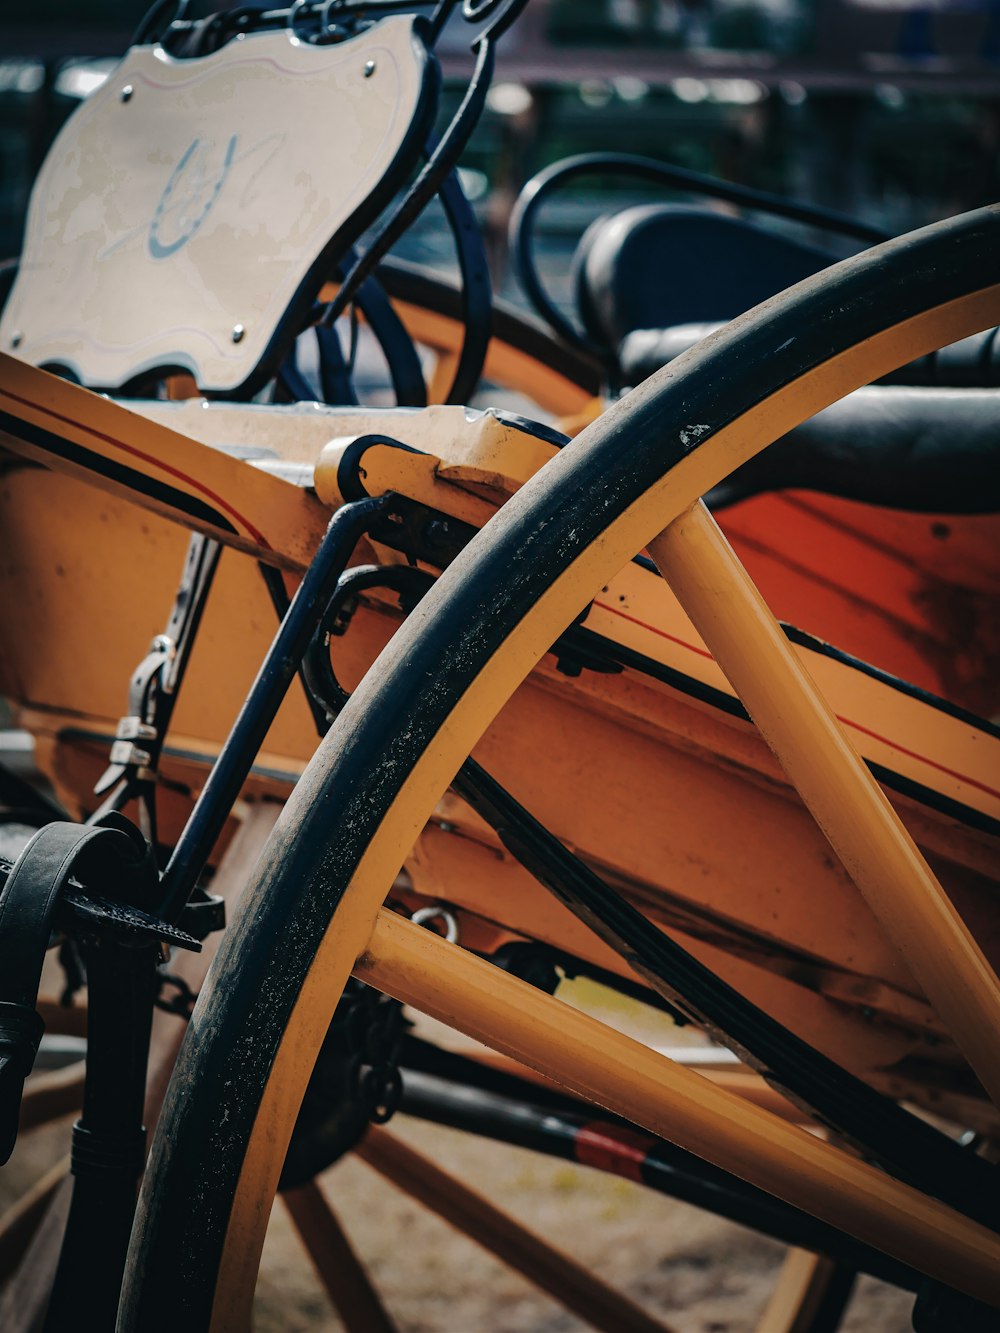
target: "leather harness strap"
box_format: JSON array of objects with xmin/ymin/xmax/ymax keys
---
[{"xmin": 0, "ymin": 814, "xmax": 183, "ymax": 1164}]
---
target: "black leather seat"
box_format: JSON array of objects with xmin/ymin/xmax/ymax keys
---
[
  {"xmin": 576, "ymin": 204, "xmax": 1000, "ymax": 392},
  {"xmin": 573, "ymin": 205, "xmax": 1000, "ymax": 513},
  {"xmin": 704, "ymin": 386, "xmax": 1000, "ymax": 513},
  {"xmin": 576, "ymin": 204, "xmax": 831, "ymax": 352},
  {"xmin": 619, "ymin": 322, "xmax": 1000, "ymax": 392}
]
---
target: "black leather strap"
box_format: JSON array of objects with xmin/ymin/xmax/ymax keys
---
[
  {"xmin": 0, "ymin": 818, "xmax": 150, "ymax": 1006},
  {"xmin": 0, "ymin": 815, "xmax": 156, "ymax": 1162}
]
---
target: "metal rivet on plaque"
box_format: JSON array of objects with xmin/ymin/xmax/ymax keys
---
[
  {"xmin": 121, "ymin": 85, "xmax": 134, "ymax": 103},
  {"xmin": 231, "ymin": 324, "xmax": 246, "ymax": 344},
  {"xmin": 363, "ymin": 60, "xmax": 376, "ymax": 78}
]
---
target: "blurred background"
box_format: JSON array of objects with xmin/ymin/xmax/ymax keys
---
[{"xmin": 2, "ymin": 0, "xmax": 999, "ymax": 308}]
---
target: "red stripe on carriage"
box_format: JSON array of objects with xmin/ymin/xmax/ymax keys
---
[
  {"xmin": 0, "ymin": 384, "xmax": 272, "ymax": 550},
  {"xmin": 592, "ymin": 598, "xmax": 1000, "ymax": 802},
  {"xmin": 836, "ymin": 717, "xmax": 1000, "ymax": 801},
  {"xmin": 574, "ymin": 1122, "xmax": 656, "ymax": 1183},
  {"xmin": 594, "ymin": 599, "xmax": 715, "ymax": 660}
]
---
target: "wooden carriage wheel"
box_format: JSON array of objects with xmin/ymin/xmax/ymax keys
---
[{"xmin": 5, "ymin": 207, "xmax": 1000, "ymax": 1332}]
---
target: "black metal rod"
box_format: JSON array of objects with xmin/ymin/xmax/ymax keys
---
[
  {"xmin": 451, "ymin": 758, "xmax": 1000, "ymax": 1233},
  {"xmin": 302, "ymin": 563, "xmax": 434, "ymax": 723},
  {"xmin": 509, "ymin": 152, "xmax": 891, "ymax": 358},
  {"xmin": 160, "ymin": 535, "xmax": 222, "ymax": 708},
  {"xmin": 398, "ymin": 1068, "xmax": 919, "ymax": 1292},
  {"xmin": 434, "ymin": 161, "xmax": 493, "ymax": 404},
  {"xmin": 44, "ymin": 940, "xmax": 159, "ymax": 1333},
  {"xmin": 157, "ymin": 497, "xmax": 389, "ymax": 922},
  {"xmin": 318, "ymin": 37, "xmax": 495, "ymax": 328},
  {"xmin": 257, "ymin": 561, "xmax": 330, "ymax": 739}
]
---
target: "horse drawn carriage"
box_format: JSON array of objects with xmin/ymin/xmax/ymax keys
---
[{"xmin": 0, "ymin": 2, "xmax": 998, "ymax": 1328}]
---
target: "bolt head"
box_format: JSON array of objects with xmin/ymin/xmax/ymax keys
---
[
  {"xmin": 363, "ymin": 59, "xmax": 376, "ymax": 78},
  {"xmin": 120, "ymin": 84, "xmax": 134, "ymax": 103},
  {"xmin": 10, "ymin": 331, "xmax": 22, "ymax": 348},
  {"xmin": 231, "ymin": 324, "xmax": 246, "ymax": 344}
]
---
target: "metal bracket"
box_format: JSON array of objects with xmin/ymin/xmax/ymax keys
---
[{"xmin": 94, "ymin": 534, "xmax": 221, "ymax": 804}]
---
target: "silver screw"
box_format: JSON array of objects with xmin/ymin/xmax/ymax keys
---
[
  {"xmin": 121, "ymin": 85, "xmax": 134, "ymax": 103},
  {"xmin": 363, "ymin": 59, "xmax": 376, "ymax": 78},
  {"xmin": 231, "ymin": 324, "xmax": 246, "ymax": 344},
  {"xmin": 11, "ymin": 331, "xmax": 23, "ymax": 348}
]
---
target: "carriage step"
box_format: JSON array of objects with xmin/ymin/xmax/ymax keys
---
[{"xmin": 55, "ymin": 890, "xmax": 200, "ymax": 951}]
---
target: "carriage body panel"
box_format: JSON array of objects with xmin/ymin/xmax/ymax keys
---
[{"xmin": 2, "ymin": 388, "xmax": 997, "ymax": 1128}]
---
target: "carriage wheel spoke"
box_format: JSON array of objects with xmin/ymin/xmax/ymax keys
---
[
  {"xmin": 282, "ymin": 1179, "xmax": 398, "ymax": 1333},
  {"xmin": 0, "ymin": 1173, "xmax": 72, "ymax": 1332},
  {"xmin": 451, "ymin": 758, "xmax": 994, "ymax": 1222},
  {"xmin": 355, "ymin": 908, "xmax": 1000, "ymax": 1304},
  {"xmin": 649, "ymin": 502, "xmax": 1000, "ymax": 1109},
  {"xmin": 755, "ymin": 1249, "xmax": 855, "ymax": 1333},
  {"xmin": 356, "ymin": 1126, "xmax": 676, "ymax": 1333},
  {"xmin": 0, "ymin": 1156, "xmax": 70, "ymax": 1289}
]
